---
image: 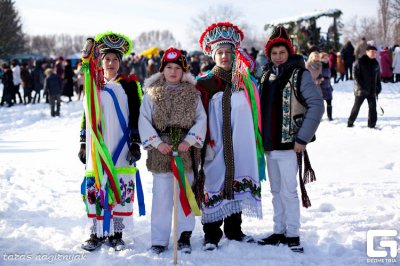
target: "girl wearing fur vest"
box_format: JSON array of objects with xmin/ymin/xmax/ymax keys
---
[{"xmin": 139, "ymin": 48, "xmax": 207, "ymax": 254}]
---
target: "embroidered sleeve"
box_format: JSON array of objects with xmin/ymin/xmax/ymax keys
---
[
  {"xmin": 138, "ymin": 94, "xmax": 162, "ymax": 150},
  {"xmin": 183, "ymin": 97, "xmax": 207, "ymax": 148}
]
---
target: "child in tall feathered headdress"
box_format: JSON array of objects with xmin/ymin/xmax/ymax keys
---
[{"xmin": 79, "ymin": 31, "xmax": 145, "ymax": 252}]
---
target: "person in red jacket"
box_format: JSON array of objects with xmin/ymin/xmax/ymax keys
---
[{"xmin": 379, "ymin": 47, "xmax": 393, "ymax": 83}]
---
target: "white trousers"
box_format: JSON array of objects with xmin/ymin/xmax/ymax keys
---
[
  {"xmin": 151, "ymin": 171, "xmax": 195, "ymax": 246},
  {"xmin": 266, "ymin": 150, "xmax": 300, "ymax": 237}
]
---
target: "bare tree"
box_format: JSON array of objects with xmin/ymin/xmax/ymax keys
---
[
  {"xmin": 133, "ymin": 30, "xmax": 180, "ymax": 53},
  {"xmin": 378, "ymin": 0, "xmax": 391, "ymax": 45},
  {"xmin": 342, "ymin": 15, "xmax": 381, "ymax": 45},
  {"xmin": 188, "ymin": 4, "xmax": 255, "ymax": 50},
  {"xmin": 73, "ymin": 35, "xmax": 87, "ymax": 55},
  {"xmin": 390, "ymin": 0, "xmax": 400, "ymax": 21},
  {"xmin": 341, "ymin": 0, "xmax": 400, "ymax": 47},
  {"xmin": 359, "ymin": 17, "xmax": 380, "ymax": 42},
  {"xmin": 390, "ymin": 0, "xmax": 400, "ymax": 44},
  {"xmin": 342, "ymin": 16, "xmax": 362, "ymax": 44},
  {"xmin": 26, "ymin": 35, "xmax": 56, "ymax": 56},
  {"xmin": 26, "ymin": 34, "xmax": 89, "ymax": 58},
  {"xmin": 0, "ymin": 0, "xmax": 25, "ymax": 57}
]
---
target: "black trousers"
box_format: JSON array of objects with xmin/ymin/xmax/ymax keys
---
[
  {"xmin": 348, "ymin": 95, "xmax": 377, "ymax": 128},
  {"xmin": 330, "ymin": 68, "xmax": 337, "ymax": 83},
  {"xmin": 395, "ymin": 74, "xmax": 400, "ymax": 83},
  {"xmin": 13, "ymin": 84, "xmax": 23, "ymax": 103},
  {"xmin": 345, "ymin": 62, "xmax": 353, "ymax": 80},
  {"xmin": 203, "ymin": 212, "xmax": 243, "ymax": 244},
  {"xmin": 49, "ymin": 94, "xmax": 61, "ymax": 116}
]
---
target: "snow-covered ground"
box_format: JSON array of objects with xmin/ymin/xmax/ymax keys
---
[{"xmin": 0, "ymin": 80, "xmax": 399, "ymax": 266}]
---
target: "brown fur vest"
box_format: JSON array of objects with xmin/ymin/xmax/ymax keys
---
[{"xmin": 146, "ymin": 78, "xmax": 200, "ymax": 173}]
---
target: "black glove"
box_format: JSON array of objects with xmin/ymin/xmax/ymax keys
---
[
  {"xmin": 78, "ymin": 143, "xmax": 86, "ymax": 164},
  {"xmin": 126, "ymin": 143, "xmax": 141, "ymax": 165}
]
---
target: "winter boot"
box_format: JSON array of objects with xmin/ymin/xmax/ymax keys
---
[
  {"xmin": 203, "ymin": 239, "xmax": 218, "ymax": 251},
  {"xmin": 223, "ymin": 212, "xmax": 254, "ymax": 243},
  {"xmin": 178, "ymin": 231, "xmax": 192, "ymax": 254},
  {"xmin": 108, "ymin": 232, "xmax": 126, "ymax": 251},
  {"xmin": 203, "ymin": 220, "xmax": 223, "ymax": 251},
  {"xmin": 287, "ymin": 236, "xmax": 304, "ymax": 253},
  {"xmin": 151, "ymin": 245, "xmax": 167, "ymax": 254},
  {"xmin": 258, "ymin": 233, "xmax": 287, "ymax": 246},
  {"xmin": 327, "ymin": 105, "xmax": 333, "ymax": 121},
  {"xmin": 81, "ymin": 234, "xmax": 105, "ymax": 251}
]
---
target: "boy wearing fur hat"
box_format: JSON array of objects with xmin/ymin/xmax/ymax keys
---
[
  {"xmin": 79, "ymin": 32, "xmax": 143, "ymax": 252},
  {"xmin": 139, "ymin": 47, "xmax": 207, "ymax": 254},
  {"xmin": 258, "ymin": 26, "xmax": 324, "ymax": 253},
  {"xmin": 196, "ymin": 22, "xmax": 264, "ymax": 251}
]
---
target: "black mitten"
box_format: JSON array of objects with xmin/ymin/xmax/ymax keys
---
[
  {"xmin": 78, "ymin": 143, "xmax": 86, "ymax": 164},
  {"xmin": 126, "ymin": 143, "xmax": 141, "ymax": 165}
]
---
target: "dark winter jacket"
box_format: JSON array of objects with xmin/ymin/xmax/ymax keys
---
[
  {"xmin": 320, "ymin": 62, "xmax": 333, "ymax": 100},
  {"xmin": 1, "ymin": 69, "xmax": 14, "ymax": 101},
  {"xmin": 20, "ymin": 67, "xmax": 33, "ymax": 89},
  {"xmin": 32, "ymin": 66, "xmax": 44, "ymax": 92},
  {"xmin": 1, "ymin": 69, "xmax": 14, "ymax": 90},
  {"xmin": 44, "ymin": 73, "xmax": 63, "ymax": 96},
  {"xmin": 353, "ymin": 55, "xmax": 382, "ymax": 97},
  {"xmin": 260, "ymin": 54, "xmax": 324, "ymax": 151},
  {"xmin": 62, "ymin": 64, "xmax": 74, "ymax": 97},
  {"xmin": 341, "ymin": 42, "xmax": 355, "ymax": 65}
]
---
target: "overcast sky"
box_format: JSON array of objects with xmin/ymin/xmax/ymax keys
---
[{"xmin": 15, "ymin": 0, "xmax": 378, "ymax": 51}]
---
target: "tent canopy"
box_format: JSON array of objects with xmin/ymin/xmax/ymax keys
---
[{"xmin": 138, "ymin": 47, "xmax": 160, "ymax": 58}]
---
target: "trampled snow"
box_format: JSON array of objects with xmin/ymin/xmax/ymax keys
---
[{"xmin": 0, "ymin": 80, "xmax": 399, "ymax": 265}]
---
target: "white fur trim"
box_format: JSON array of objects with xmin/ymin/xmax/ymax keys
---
[
  {"xmin": 143, "ymin": 72, "xmax": 196, "ymax": 93},
  {"xmin": 142, "ymin": 72, "xmax": 163, "ymax": 93},
  {"xmin": 181, "ymin": 72, "xmax": 197, "ymax": 85}
]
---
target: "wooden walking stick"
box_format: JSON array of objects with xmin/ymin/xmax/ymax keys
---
[
  {"xmin": 170, "ymin": 128, "xmax": 202, "ymax": 264},
  {"xmin": 173, "ymin": 164, "xmax": 178, "ymax": 265}
]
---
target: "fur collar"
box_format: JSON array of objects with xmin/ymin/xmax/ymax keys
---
[{"xmin": 143, "ymin": 72, "xmax": 196, "ymax": 93}]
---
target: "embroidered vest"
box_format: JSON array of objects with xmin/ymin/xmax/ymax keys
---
[{"xmin": 264, "ymin": 68, "xmax": 307, "ymax": 143}]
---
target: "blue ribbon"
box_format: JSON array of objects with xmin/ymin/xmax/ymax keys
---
[
  {"xmin": 81, "ymin": 176, "xmax": 86, "ymax": 197},
  {"xmin": 103, "ymin": 184, "xmax": 111, "ymax": 234},
  {"xmin": 134, "ymin": 162, "xmax": 145, "ymax": 215},
  {"xmin": 104, "ymin": 87, "xmax": 146, "ymax": 217}
]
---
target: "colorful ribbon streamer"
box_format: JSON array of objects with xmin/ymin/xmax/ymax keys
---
[{"xmin": 171, "ymin": 152, "xmax": 201, "ymax": 217}]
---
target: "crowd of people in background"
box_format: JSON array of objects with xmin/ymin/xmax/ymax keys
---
[
  {"xmin": 1, "ymin": 39, "xmax": 399, "ymax": 117},
  {"xmin": 0, "ymin": 57, "xmax": 77, "ymax": 110},
  {"xmin": 0, "ymin": 51, "xmax": 216, "ymax": 111}
]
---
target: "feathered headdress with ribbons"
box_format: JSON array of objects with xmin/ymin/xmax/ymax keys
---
[
  {"xmin": 95, "ymin": 31, "xmax": 132, "ymax": 59},
  {"xmin": 232, "ymin": 48, "xmax": 266, "ymax": 182},
  {"xmin": 80, "ymin": 33, "xmax": 145, "ymax": 235},
  {"xmin": 80, "ymin": 36, "xmax": 123, "ymax": 209}
]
